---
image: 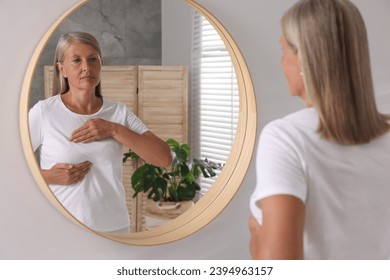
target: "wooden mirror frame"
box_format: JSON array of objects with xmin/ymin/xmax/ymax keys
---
[{"xmin": 19, "ymin": 0, "xmax": 257, "ymax": 245}]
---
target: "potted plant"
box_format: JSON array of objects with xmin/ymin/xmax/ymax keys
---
[{"xmin": 123, "ymin": 138, "xmax": 223, "ymax": 216}]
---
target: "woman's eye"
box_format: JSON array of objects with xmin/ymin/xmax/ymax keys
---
[
  {"xmin": 72, "ymin": 58, "xmax": 80, "ymax": 63},
  {"xmin": 89, "ymin": 57, "xmax": 99, "ymax": 63}
]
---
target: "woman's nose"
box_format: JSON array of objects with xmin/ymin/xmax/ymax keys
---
[{"xmin": 81, "ymin": 60, "xmax": 90, "ymax": 72}]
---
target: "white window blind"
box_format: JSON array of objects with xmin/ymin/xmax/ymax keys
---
[{"xmin": 191, "ymin": 12, "xmax": 239, "ymax": 195}]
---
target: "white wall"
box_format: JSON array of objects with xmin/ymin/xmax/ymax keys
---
[
  {"xmin": 0, "ymin": 0, "xmax": 389, "ymax": 259},
  {"xmin": 162, "ymin": 0, "xmax": 192, "ymax": 66}
]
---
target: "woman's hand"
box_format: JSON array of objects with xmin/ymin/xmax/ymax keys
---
[
  {"xmin": 69, "ymin": 118, "xmax": 114, "ymax": 143},
  {"xmin": 41, "ymin": 161, "xmax": 92, "ymax": 185},
  {"xmin": 248, "ymin": 215, "xmax": 263, "ymax": 258}
]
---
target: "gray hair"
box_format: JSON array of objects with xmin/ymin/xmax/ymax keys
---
[{"xmin": 282, "ymin": 0, "xmax": 389, "ymax": 144}]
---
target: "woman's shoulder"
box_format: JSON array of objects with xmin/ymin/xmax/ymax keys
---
[
  {"xmin": 282, "ymin": 107, "xmax": 317, "ymax": 125},
  {"xmin": 30, "ymin": 95, "xmax": 60, "ymax": 112},
  {"xmin": 259, "ymin": 108, "xmax": 320, "ymax": 152},
  {"xmin": 102, "ymin": 98, "xmax": 137, "ymax": 114},
  {"xmin": 265, "ymin": 108, "xmax": 318, "ymax": 134},
  {"xmin": 102, "ymin": 98, "xmax": 139, "ymax": 118},
  {"xmin": 102, "ymin": 97, "xmax": 125, "ymax": 109}
]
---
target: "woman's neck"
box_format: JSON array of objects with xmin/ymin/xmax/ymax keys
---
[{"xmin": 61, "ymin": 90, "xmax": 102, "ymax": 115}]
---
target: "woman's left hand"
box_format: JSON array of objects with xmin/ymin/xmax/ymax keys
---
[
  {"xmin": 69, "ymin": 118, "xmax": 114, "ymax": 143},
  {"xmin": 248, "ymin": 215, "xmax": 262, "ymax": 258}
]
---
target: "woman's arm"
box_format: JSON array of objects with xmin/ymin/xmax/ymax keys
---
[
  {"xmin": 69, "ymin": 118, "xmax": 172, "ymax": 167},
  {"xmin": 249, "ymin": 195, "xmax": 305, "ymax": 260},
  {"xmin": 111, "ymin": 126, "xmax": 172, "ymax": 167}
]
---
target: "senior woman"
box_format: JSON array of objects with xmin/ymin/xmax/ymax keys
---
[
  {"xmin": 249, "ymin": 0, "xmax": 390, "ymax": 259},
  {"xmin": 29, "ymin": 32, "xmax": 172, "ymax": 233}
]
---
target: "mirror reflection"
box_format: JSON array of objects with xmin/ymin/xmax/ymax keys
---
[{"xmin": 28, "ymin": 0, "xmax": 239, "ymax": 233}]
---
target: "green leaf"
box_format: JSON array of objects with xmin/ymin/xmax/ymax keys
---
[
  {"xmin": 191, "ymin": 165, "xmax": 201, "ymax": 180},
  {"xmin": 141, "ymin": 175, "xmax": 155, "ymax": 192},
  {"xmin": 177, "ymin": 184, "xmax": 196, "ymax": 201},
  {"xmin": 154, "ymin": 177, "xmax": 168, "ymax": 192},
  {"xmin": 123, "ymin": 150, "xmax": 140, "ymax": 163},
  {"xmin": 168, "ymin": 186, "xmax": 179, "ymax": 202},
  {"xmin": 131, "ymin": 164, "xmax": 148, "ymax": 186},
  {"xmin": 147, "ymin": 178, "xmax": 167, "ymax": 202},
  {"xmin": 185, "ymin": 170, "xmax": 195, "ymax": 183},
  {"xmin": 192, "ymin": 158, "xmax": 223, "ymax": 178},
  {"xmin": 180, "ymin": 143, "xmax": 191, "ymax": 157},
  {"xmin": 166, "ymin": 138, "xmax": 179, "ymax": 149},
  {"xmin": 174, "ymin": 147, "xmax": 188, "ymax": 162},
  {"xmin": 179, "ymin": 163, "xmax": 190, "ymax": 178}
]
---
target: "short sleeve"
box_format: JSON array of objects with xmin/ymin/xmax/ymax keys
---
[
  {"xmin": 124, "ymin": 106, "xmax": 149, "ymax": 135},
  {"xmin": 28, "ymin": 102, "xmax": 43, "ymax": 152},
  {"xmin": 250, "ymin": 120, "xmax": 307, "ymax": 224}
]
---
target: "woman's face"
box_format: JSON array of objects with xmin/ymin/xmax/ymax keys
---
[
  {"xmin": 279, "ymin": 35, "xmax": 310, "ymax": 106},
  {"xmin": 57, "ymin": 43, "xmax": 102, "ymax": 94}
]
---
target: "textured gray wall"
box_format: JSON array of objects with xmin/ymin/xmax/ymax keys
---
[{"xmin": 30, "ymin": 0, "xmax": 162, "ymax": 108}]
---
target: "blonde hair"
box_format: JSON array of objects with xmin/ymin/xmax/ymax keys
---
[
  {"xmin": 281, "ymin": 0, "xmax": 389, "ymax": 145},
  {"xmin": 52, "ymin": 32, "xmax": 103, "ymax": 97}
]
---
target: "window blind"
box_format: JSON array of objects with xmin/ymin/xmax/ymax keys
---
[{"xmin": 191, "ymin": 11, "xmax": 239, "ymax": 195}]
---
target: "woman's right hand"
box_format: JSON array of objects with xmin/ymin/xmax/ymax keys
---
[{"xmin": 40, "ymin": 161, "xmax": 92, "ymax": 185}]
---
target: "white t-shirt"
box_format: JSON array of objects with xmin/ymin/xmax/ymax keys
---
[
  {"xmin": 250, "ymin": 108, "xmax": 390, "ymax": 259},
  {"xmin": 29, "ymin": 95, "xmax": 149, "ymax": 232}
]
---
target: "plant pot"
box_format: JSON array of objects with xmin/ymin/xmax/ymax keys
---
[{"xmin": 146, "ymin": 199, "xmax": 194, "ymax": 220}]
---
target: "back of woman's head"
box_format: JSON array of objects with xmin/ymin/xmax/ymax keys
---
[
  {"xmin": 282, "ymin": 0, "xmax": 389, "ymax": 145},
  {"xmin": 52, "ymin": 31, "xmax": 103, "ymax": 98}
]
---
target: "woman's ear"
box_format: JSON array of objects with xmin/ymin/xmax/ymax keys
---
[
  {"xmin": 57, "ymin": 62, "xmax": 67, "ymax": 78},
  {"xmin": 298, "ymin": 57, "xmax": 303, "ymax": 77}
]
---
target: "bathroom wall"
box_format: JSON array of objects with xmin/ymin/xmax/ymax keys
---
[{"xmin": 0, "ymin": 0, "xmax": 389, "ymax": 259}]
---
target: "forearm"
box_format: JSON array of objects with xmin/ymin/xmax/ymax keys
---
[
  {"xmin": 111, "ymin": 123, "xmax": 172, "ymax": 167},
  {"xmin": 40, "ymin": 168, "xmax": 55, "ymax": 185}
]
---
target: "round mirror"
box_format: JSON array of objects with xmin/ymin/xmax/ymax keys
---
[{"xmin": 19, "ymin": 0, "xmax": 257, "ymax": 245}]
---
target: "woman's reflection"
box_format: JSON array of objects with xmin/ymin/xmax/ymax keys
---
[{"xmin": 29, "ymin": 32, "xmax": 171, "ymax": 233}]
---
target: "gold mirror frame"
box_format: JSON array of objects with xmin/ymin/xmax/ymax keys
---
[{"xmin": 19, "ymin": 0, "xmax": 257, "ymax": 245}]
